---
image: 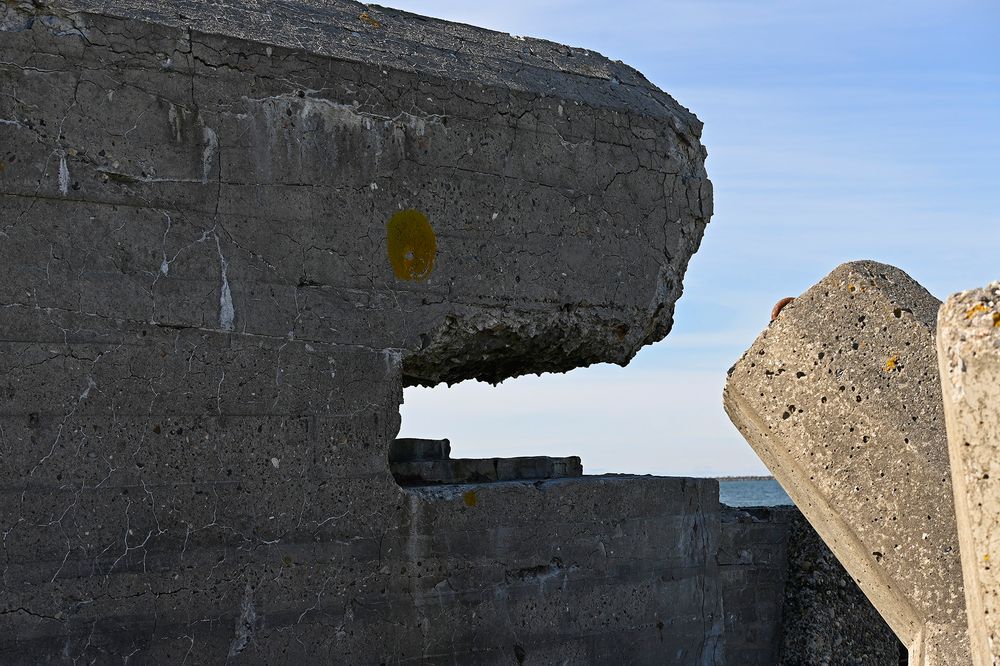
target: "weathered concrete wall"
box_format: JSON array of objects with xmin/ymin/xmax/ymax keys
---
[
  {"xmin": 719, "ymin": 505, "xmax": 902, "ymax": 666},
  {"xmin": 938, "ymin": 282, "xmax": 1000, "ymax": 666},
  {"xmin": 777, "ymin": 508, "xmax": 904, "ymax": 666},
  {"xmin": 723, "ymin": 261, "xmax": 970, "ymax": 663},
  {"xmin": 719, "ymin": 506, "xmax": 792, "ymax": 663},
  {"xmin": 401, "ymin": 478, "xmax": 725, "ymax": 665},
  {"xmin": 0, "ymin": 0, "xmax": 716, "ymax": 662}
]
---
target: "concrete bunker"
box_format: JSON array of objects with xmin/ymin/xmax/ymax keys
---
[
  {"xmin": 0, "ymin": 1, "xmax": 723, "ymax": 661},
  {"xmin": 0, "ymin": 0, "xmax": 907, "ymax": 662}
]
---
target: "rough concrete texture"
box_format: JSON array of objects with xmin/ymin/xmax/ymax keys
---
[
  {"xmin": 391, "ymin": 455, "xmax": 583, "ymax": 485},
  {"xmin": 777, "ymin": 508, "xmax": 904, "ymax": 666},
  {"xmin": 723, "ymin": 261, "xmax": 970, "ymax": 664},
  {"xmin": 718, "ymin": 506, "xmax": 793, "ymax": 663},
  {"xmin": 0, "ymin": 0, "xmax": 713, "ymax": 662},
  {"xmin": 389, "ymin": 437, "xmax": 451, "ymax": 463},
  {"xmin": 719, "ymin": 505, "xmax": 902, "ymax": 666},
  {"xmin": 0, "ymin": 0, "xmax": 710, "ymax": 388},
  {"xmin": 938, "ymin": 281, "xmax": 1000, "ymax": 666}
]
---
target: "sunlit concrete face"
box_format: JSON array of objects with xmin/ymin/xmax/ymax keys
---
[
  {"xmin": 724, "ymin": 261, "xmax": 971, "ymax": 664},
  {"xmin": 0, "ymin": 0, "xmax": 713, "ymax": 661},
  {"xmin": 938, "ymin": 282, "xmax": 1000, "ymax": 666}
]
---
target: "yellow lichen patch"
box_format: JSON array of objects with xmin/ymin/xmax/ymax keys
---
[
  {"xmin": 387, "ymin": 209, "xmax": 436, "ymax": 281},
  {"xmin": 847, "ymin": 284, "xmax": 856, "ymax": 292},
  {"xmin": 359, "ymin": 12, "xmax": 382, "ymax": 28},
  {"xmin": 885, "ymin": 355, "xmax": 899, "ymax": 372},
  {"xmin": 985, "ymin": 553, "xmax": 990, "ymax": 562},
  {"xmin": 993, "ymin": 312, "xmax": 1000, "ymax": 327},
  {"xmin": 965, "ymin": 303, "xmax": 989, "ymax": 319},
  {"xmin": 462, "ymin": 490, "xmax": 478, "ymax": 507}
]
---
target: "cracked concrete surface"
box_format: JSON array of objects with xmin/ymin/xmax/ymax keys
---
[{"xmin": 0, "ymin": 0, "xmax": 715, "ymax": 662}]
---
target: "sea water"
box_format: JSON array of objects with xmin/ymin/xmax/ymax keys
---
[{"xmin": 718, "ymin": 478, "xmax": 793, "ymax": 507}]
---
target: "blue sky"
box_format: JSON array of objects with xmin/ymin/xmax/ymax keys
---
[{"xmin": 391, "ymin": 1, "xmax": 1000, "ymax": 476}]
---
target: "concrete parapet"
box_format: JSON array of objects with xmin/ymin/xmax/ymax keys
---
[
  {"xmin": 938, "ymin": 282, "xmax": 1000, "ymax": 666},
  {"xmin": 723, "ymin": 261, "xmax": 970, "ymax": 663}
]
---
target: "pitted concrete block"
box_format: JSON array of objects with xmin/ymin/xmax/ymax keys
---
[
  {"xmin": 938, "ymin": 282, "xmax": 1000, "ymax": 666},
  {"xmin": 389, "ymin": 437, "xmax": 451, "ymax": 462},
  {"xmin": 723, "ymin": 261, "xmax": 970, "ymax": 664},
  {"xmin": 0, "ymin": 0, "xmax": 714, "ymax": 662}
]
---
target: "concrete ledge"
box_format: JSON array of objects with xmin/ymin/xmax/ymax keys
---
[
  {"xmin": 389, "ymin": 437, "xmax": 451, "ymax": 462},
  {"xmin": 392, "ymin": 455, "xmax": 583, "ymax": 485}
]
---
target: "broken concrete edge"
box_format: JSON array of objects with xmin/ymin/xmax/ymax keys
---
[
  {"xmin": 401, "ymin": 286, "xmax": 696, "ymax": 387},
  {"xmin": 722, "ymin": 386, "xmax": 924, "ymax": 648},
  {"xmin": 937, "ymin": 281, "xmax": 1000, "ymax": 666}
]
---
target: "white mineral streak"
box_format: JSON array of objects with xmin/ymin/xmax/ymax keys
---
[
  {"xmin": 215, "ymin": 236, "xmax": 235, "ymax": 331},
  {"xmin": 201, "ymin": 126, "xmax": 218, "ymax": 184},
  {"xmin": 58, "ymin": 154, "xmax": 69, "ymax": 195}
]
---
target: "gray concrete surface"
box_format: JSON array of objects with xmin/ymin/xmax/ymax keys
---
[
  {"xmin": 938, "ymin": 282, "xmax": 1000, "ymax": 666},
  {"xmin": 389, "ymin": 437, "xmax": 451, "ymax": 463},
  {"xmin": 719, "ymin": 505, "xmax": 902, "ymax": 666},
  {"xmin": 718, "ymin": 506, "xmax": 794, "ymax": 663},
  {"xmin": 392, "ymin": 455, "xmax": 583, "ymax": 485},
  {"xmin": 0, "ymin": 0, "xmax": 716, "ymax": 662},
  {"xmin": 776, "ymin": 507, "xmax": 904, "ymax": 666},
  {"xmin": 723, "ymin": 261, "xmax": 970, "ymax": 664}
]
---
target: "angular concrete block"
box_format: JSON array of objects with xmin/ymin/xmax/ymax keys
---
[
  {"xmin": 389, "ymin": 437, "xmax": 451, "ymax": 463},
  {"xmin": 723, "ymin": 261, "xmax": 970, "ymax": 663},
  {"xmin": 938, "ymin": 282, "xmax": 1000, "ymax": 666}
]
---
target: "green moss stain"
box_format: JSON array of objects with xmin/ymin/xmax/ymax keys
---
[
  {"xmin": 462, "ymin": 490, "xmax": 477, "ymax": 507},
  {"xmin": 387, "ymin": 209, "xmax": 436, "ymax": 281}
]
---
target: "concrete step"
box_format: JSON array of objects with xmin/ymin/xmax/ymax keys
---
[{"xmin": 389, "ymin": 437, "xmax": 451, "ymax": 463}]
